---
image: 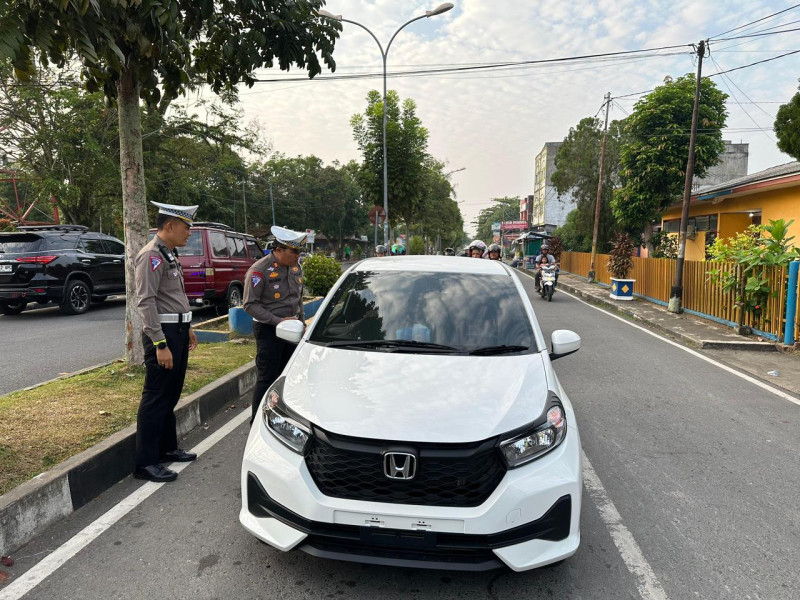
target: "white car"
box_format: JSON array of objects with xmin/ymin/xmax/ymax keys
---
[{"xmin": 240, "ymin": 256, "xmax": 582, "ymax": 572}]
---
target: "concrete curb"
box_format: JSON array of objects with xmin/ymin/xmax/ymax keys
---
[{"xmin": 0, "ymin": 360, "xmax": 256, "ymax": 557}]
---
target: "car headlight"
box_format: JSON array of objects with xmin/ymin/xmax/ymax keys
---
[
  {"xmin": 500, "ymin": 399, "xmax": 567, "ymax": 468},
  {"xmin": 261, "ymin": 378, "xmax": 312, "ymax": 454}
]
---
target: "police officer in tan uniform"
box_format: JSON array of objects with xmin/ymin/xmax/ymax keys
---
[
  {"xmin": 244, "ymin": 226, "xmax": 306, "ymax": 424},
  {"xmin": 133, "ymin": 201, "xmax": 199, "ymax": 482}
]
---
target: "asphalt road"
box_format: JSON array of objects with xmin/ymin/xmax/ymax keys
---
[
  {"xmin": 0, "ymin": 300, "xmax": 218, "ymax": 396},
  {"xmin": 2, "ymin": 274, "xmax": 799, "ymax": 599}
]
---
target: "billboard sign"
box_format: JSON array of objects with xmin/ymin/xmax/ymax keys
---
[{"xmin": 501, "ymin": 220, "xmax": 527, "ymax": 231}]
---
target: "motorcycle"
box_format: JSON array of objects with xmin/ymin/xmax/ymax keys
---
[{"xmin": 539, "ymin": 264, "xmax": 558, "ymax": 302}]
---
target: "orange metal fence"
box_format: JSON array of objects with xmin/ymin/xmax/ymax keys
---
[{"xmin": 560, "ymin": 252, "xmax": 792, "ymax": 339}]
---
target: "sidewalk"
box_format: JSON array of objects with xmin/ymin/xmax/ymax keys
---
[{"xmin": 530, "ymin": 270, "xmax": 800, "ymax": 397}]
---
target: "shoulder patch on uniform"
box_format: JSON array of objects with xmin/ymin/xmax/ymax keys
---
[
  {"xmin": 150, "ymin": 256, "xmax": 162, "ymax": 271},
  {"xmin": 251, "ymin": 271, "xmax": 264, "ymax": 287}
]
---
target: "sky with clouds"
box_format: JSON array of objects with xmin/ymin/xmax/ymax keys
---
[{"xmin": 177, "ymin": 0, "xmax": 800, "ymax": 236}]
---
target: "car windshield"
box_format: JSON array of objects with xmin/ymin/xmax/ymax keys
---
[
  {"xmin": 148, "ymin": 231, "xmax": 204, "ymax": 256},
  {"xmin": 309, "ymin": 271, "xmax": 537, "ymax": 354}
]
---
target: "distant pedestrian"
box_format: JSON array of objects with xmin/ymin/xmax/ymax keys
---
[
  {"xmin": 133, "ymin": 201, "xmax": 200, "ymax": 483},
  {"xmin": 244, "ymin": 226, "xmax": 307, "ymax": 424},
  {"xmin": 344, "ymin": 244, "xmax": 351, "ymax": 261}
]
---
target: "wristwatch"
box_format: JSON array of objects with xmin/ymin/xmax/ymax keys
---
[{"xmin": 157, "ymin": 341, "xmax": 167, "ymax": 350}]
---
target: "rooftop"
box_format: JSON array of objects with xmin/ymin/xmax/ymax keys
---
[{"xmin": 694, "ymin": 161, "xmax": 800, "ymax": 198}]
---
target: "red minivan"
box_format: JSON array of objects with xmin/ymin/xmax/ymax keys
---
[{"xmin": 149, "ymin": 222, "xmax": 264, "ymax": 313}]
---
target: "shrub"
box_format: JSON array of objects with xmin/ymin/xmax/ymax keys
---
[
  {"xmin": 607, "ymin": 232, "xmax": 635, "ymax": 279},
  {"xmin": 302, "ymin": 254, "xmax": 341, "ymax": 297},
  {"xmin": 408, "ymin": 236, "xmax": 425, "ymax": 255},
  {"xmin": 0, "ymin": 219, "xmax": 15, "ymax": 232},
  {"xmin": 650, "ymin": 231, "xmax": 678, "ymax": 259}
]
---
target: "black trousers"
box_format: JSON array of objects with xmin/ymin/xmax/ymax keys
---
[
  {"xmin": 136, "ymin": 323, "xmax": 189, "ymax": 467},
  {"xmin": 252, "ymin": 322, "xmax": 296, "ymax": 423}
]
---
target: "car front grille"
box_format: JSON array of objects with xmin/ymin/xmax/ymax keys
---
[{"xmin": 304, "ymin": 428, "xmax": 507, "ymax": 507}]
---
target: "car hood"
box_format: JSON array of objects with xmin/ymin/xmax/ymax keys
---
[{"xmin": 281, "ymin": 342, "xmax": 551, "ymax": 443}]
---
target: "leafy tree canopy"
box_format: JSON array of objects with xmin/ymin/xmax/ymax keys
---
[
  {"xmin": 612, "ymin": 74, "xmax": 728, "ymax": 232},
  {"xmin": 350, "ymin": 89, "xmax": 429, "ymax": 228},
  {"xmin": 473, "ymin": 196, "xmax": 519, "ymax": 245},
  {"xmin": 774, "ymin": 89, "xmax": 800, "ymax": 160},
  {"xmin": 551, "ymin": 116, "xmax": 624, "ymax": 252}
]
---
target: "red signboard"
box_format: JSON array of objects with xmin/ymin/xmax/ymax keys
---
[{"xmin": 501, "ymin": 221, "xmax": 527, "ymax": 231}]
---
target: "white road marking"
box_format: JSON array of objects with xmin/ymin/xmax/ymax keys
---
[
  {"xmin": 556, "ymin": 287, "xmax": 800, "ymax": 407},
  {"xmin": 0, "ymin": 409, "xmax": 250, "ymax": 600},
  {"xmin": 582, "ymin": 453, "xmax": 670, "ymax": 600}
]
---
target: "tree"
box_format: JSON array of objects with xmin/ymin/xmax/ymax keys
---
[
  {"xmin": 415, "ymin": 158, "xmax": 463, "ymax": 251},
  {"xmin": 612, "ymin": 74, "xmax": 728, "ymax": 238},
  {"xmin": 553, "ymin": 209, "xmax": 591, "ymax": 252},
  {"xmin": 473, "ymin": 196, "xmax": 520, "ymax": 244},
  {"xmin": 350, "ymin": 90, "xmax": 429, "ymax": 229},
  {"xmin": 1, "ymin": 0, "xmax": 338, "ymax": 364},
  {"xmin": 774, "ymin": 89, "xmax": 800, "ymax": 160},
  {"xmin": 0, "ymin": 62, "xmax": 120, "ymax": 228},
  {"xmin": 250, "ymin": 155, "xmax": 368, "ymax": 256},
  {"xmin": 551, "ymin": 116, "xmax": 624, "ymax": 253}
]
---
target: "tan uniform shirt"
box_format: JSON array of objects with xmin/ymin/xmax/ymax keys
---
[
  {"xmin": 243, "ymin": 253, "xmax": 304, "ymax": 326},
  {"xmin": 135, "ymin": 235, "xmax": 191, "ymax": 343}
]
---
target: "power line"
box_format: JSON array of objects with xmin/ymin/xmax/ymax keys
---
[
  {"xmin": 710, "ymin": 3, "xmax": 800, "ymax": 39},
  {"xmin": 711, "ymin": 25, "xmax": 800, "ymax": 42},
  {"xmin": 251, "ymin": 44, "xmax": 694, "ymax": 84},
  {"xmin": 708, "ymin": 54, "xmax": 775, "ymax": 142}
]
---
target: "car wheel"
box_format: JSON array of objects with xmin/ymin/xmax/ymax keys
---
[
  {"xmin": 547, "ymin": 287, "xmax": 553, "ymax": 302},
  {"xmin": 60, "ymin": 280, "xmax": 91, "ymax": 315},
  {"xmin": 216, "ymin": 285, "xmax": 243, "ymax": 316},
  {"xmin": 0, "ymin": 300, "xmax": 27, "ymax": 315}
]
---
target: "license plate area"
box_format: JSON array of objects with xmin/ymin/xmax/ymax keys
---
[{"xmin": 0, "ymin": 264, "xmax": 12, "ymax": 273}]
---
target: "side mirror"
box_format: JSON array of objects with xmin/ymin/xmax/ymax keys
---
[
  {"xmin": 276, "ymin": 319, "xmax": 305, "ymax": 344},
  {"xmin": 550, "ymin": 330, "xmax": 580, "ymax": 360}
]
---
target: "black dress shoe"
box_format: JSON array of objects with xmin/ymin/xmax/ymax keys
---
[
  {"xmin": 160, "ymin": 449, "xmax": 197, "ymax": 462},
  {"xmin": 133, "ymin": 464, "xmax": 178, "ymax": 482}
]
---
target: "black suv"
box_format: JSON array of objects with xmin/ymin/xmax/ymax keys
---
[{"xmin": 0, "ymin": 225, "xmax": 125, "ymax": 316}]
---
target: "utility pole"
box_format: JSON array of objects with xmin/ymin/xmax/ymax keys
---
[
  {"xmin": 669, "ymin": 40, "xmax": 706, "ymax": 314},
  {"xmin": 268, "ymin": 181, "xmax": 276, "ymax": 226},
  {"xmin": 588, "ymin": 92, "xmax": 611, "ymax": 282},
  {"xmin": 242, "ymin": 180, "xmax": 248, "ymax": 234}
]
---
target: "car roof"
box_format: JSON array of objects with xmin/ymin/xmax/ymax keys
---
[{"xmin": 353, "ymin": 256, "xmax": 511, "ymax": 275}]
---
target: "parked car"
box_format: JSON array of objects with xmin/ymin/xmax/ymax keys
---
[
  {"xmin": 150, "ymin": 222, "xmax": 264, "ymax": 313},
  {"xmin": 0, "ymin": 225, "xmax": 125, "ymax": 316},
  {"xmin": 240, "ymin": 256, "xmax": 582, "ymax": 571}
]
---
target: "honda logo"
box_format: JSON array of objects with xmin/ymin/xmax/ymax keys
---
[{"xmin": 383, "ymin": 452, "xmax": 417, "ymax": 480}]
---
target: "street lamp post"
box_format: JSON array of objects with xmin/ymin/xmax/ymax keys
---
[{"xmin": 318, "ymin": 4, "xmax": 454, "ymax": 246}]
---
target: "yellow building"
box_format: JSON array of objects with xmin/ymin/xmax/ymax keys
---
[{"xmin": 661, "ymin": 161, "xmax": 800, "ymax": 259}]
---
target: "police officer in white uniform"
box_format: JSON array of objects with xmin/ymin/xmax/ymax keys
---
[
  {"xmin": 243, "ymin": 226, "xmax": 306, "ymax": 424},
  {"xmin": 133, "ymin": 202, "xmax": 199, "ymax": 482}
]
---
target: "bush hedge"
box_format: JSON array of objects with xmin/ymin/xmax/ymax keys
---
[{"xmin": 303, "ymin": 254, "xmax": 342, "ymax": 296}]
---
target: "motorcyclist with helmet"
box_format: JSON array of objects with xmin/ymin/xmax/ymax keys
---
[
  {"xmin": 468, "ymin": 240, "xmax": 487, "ymax": 258},
  {"xmin": 375, "ymin": 244, "xmax": 388, "ymax": 257},
  {"xmin": 487, "ymin": 243, "xmax": 502, "ymax": 261},
  {"xmin": 534, "ymin": 243, "xmax": 558, "ymax": 291}
]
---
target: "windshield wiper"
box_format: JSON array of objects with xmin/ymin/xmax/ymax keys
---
[
  {"xmin": 323, "ymin": 339, "xmax": 459, "ymax": 352},
  {"xmin": 468, "ymin": 345, "xmax": 529, "ymax": 356}
]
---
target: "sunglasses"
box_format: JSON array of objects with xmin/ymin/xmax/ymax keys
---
[{"xmin": 277, "ymin": 246, "xmax": 300, "ymax": 254}]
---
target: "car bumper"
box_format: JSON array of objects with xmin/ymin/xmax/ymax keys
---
[
  {"xmin": 0, "ymin": 288, "xmax": 51, "ymax": 301},
  {"xmin": 239, "ymin": 419, "xmax": 582, "ymax": 572}
]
